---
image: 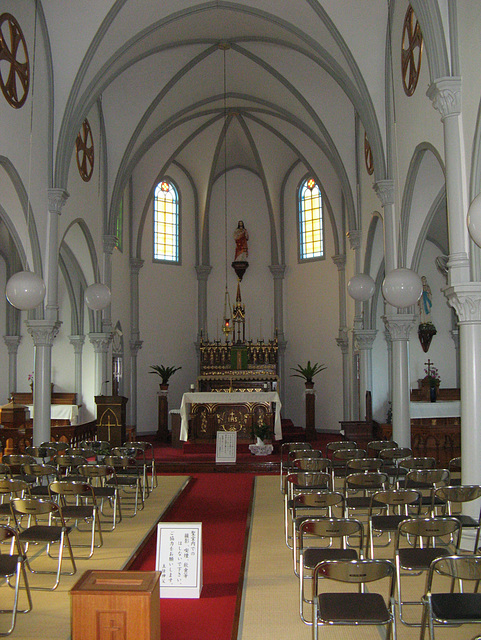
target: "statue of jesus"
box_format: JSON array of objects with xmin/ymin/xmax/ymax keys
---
[{"xmin": 234, "ymin": 220, "xmax": 249, "ymax": 261}]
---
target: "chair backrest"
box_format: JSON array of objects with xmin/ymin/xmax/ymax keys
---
[
  {"xmin": 55, "ymin": 455, "xmax": 88, "ymax": 472},
  {"xmin": 10, "ymin": 496, "xmax": 61, "ymax": 518},
  {"xmin": 0, "ymin": 463, "xmax": 12, "ymax": 479},
  {"xmin": 448, "ymin": 456, "xmax": 461, "ymax": 473},
  {"xmin": 314, "ymin": 558, "xmax": 395, "ymax": 585},
  {"xmin": 40, "ymin": 441, "xmax": 68, "ymax": 453},
  {"xmin": 21, "ymin": 463, "xmax": 59, "ymax": 481},
  {"xmin": 293, "ymin": 491, "xmax": 344, "ymax": 511},
  {"xmin": 286, "ymin": 471, "xmax": 332, "ymax": 492},
  {"xmin": 326, "ymin": 441, "xmax": 357, "ymax": 457},
  {"xmin": 103, "ymin": 454, "xmax": 137, "ymax": 470},
  {"xmin": 370, "ymin": 488, "xmax": 422, "ymax": 514},
  {"xmin": 49, "ymin": 480, "xmax": 96, "ymax": 501},
  {"xmin": 427, "ymin": 554, "xmax": 481, "ymax": 587},
  {"xmin": 332, "ymin": 448, "xmax": 366, "ymax": 462},
  {"xmin": 0, "ymin": 523, "xmax": 18, "ymax": 545},
  {"xmin": 398, "ymin": 457, "xmax": 437, "ymax": 471},
  {"xmin": 3, "ymin": 454, "xmax": 36, "ymax": 467},
  {"xmin": 435, "ymin": 484, "xmax": 481, "ymax": 508},
  {"xmin": 66, "ymin": 448, "xmax": 97, "ymax": 460},
  {"xmin": 299, "ymin": 516, "xmax": 363, "ymax": 549},
  {"xmin": 379, "ymin": 447, "xmax": 413, "ymax": 461},
  {"xmin": 25, "ymin": 445, "xmax": 57, "ymax": 461},
  {"xmin": 346, "ymin": 457, "xmax": 383, "ymax": 473},
  {"xmin": 396, "ymin": 516, "xmax": 461, "ymax": 550},
  {"xmin": 367, "ymin": 440, "xmax": 398, "ymax": 455},
  {"xmin": 345, "ymin": 471, "xmax": 390, "ymax": 493},
  {"xmin": 0, "ymin": 478, "xmax": 30, "ymax": 497},
  {"xmin": 77, "ymin": 464, "xmax": 113, "ymax": 480},
  {"xmin": 288, "ymin": 449, "xmax": 322, "ymax": 463},
  {"xmin": 405, "ymin": 468, "xmax": 450, "ymax": 488},
  {"xmin": 292, "ymin": 457, "xmax": 331, "ymax": 473}
]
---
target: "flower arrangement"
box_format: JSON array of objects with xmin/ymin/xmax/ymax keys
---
[
  {"xmin": 27, "ymin": 372, "xmax": 34, "ymax": 384},
  {"xmin": 424, "ymin": 365, "xmax": 440, "ymax": 388},
  {"xmin": 252, "ymin": 421, "xmax": 271, "ymax": 442}
]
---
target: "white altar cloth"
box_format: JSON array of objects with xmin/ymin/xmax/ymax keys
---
[
  {"xmin": 26, "ymin": 404, "xmax": 79, "ymax": 424},
  {"xmin": 410, "ymin": 401, "xmax": 460, "ymax": 419},
  {"xmin": 179, "ymin": 391, "xmax": 282, "ymax": 441}
]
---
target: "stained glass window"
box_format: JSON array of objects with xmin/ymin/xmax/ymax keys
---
[
  {"xmin": 298, "ymin": 178, "xmax": 323, "ymax": 261},
  {"xmin": 154, "ymin": 179, "xmax": 179, "ymax": 262}
]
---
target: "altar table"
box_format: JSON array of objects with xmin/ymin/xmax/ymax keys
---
[
  {"xmin": 179, "ymin": 391, "xmax": 282, "ymax": 441},
  {"xmin": 26, "ymin": 404, "xmax": 79, "ymax": 425}
]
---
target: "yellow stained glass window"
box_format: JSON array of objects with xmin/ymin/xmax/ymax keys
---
[
  {"xmin": 299, "ymin": 178, "xmax": 323, "ymax": 260},
  {"xmin": 154, "ymin": 180, "xmax": 179, "ymax": 262}
]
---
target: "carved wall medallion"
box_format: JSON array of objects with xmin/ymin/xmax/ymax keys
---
[
  {"xmin": 0, "ymin": 13, "xmax": 29, "ymax": 108},
  {"xmin": 364, "ymin": 132, "xmax": 374, "ymax": 175},
  {"xmin": 76, "ymin": 118, "xmax": 94, "ymax": 182},
  {"xmin": 401, "ymin": 5, "xmax": 423, "ymax": 97}
]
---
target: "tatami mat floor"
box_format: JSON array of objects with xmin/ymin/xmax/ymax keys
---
[
  {"xmin": 1, "ymin": 475, "xmax": 188, "ymax": 640},
  {"xmin": 238, "ymin": 476, "xmax": 481, "ymax": 640}
]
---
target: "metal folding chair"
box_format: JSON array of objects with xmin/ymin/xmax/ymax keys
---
[
  {"xmin": 0, "ymin": 524, "xmax": 33, "ymax": 636},
  {"xmin": 420, "ymin": 555, "xmax": 481, "ymax": 640},
  {"xmin": 10, "ymin": 497, "xmax": 77, "ymax": 591},
  {"xmin": 395, "ymin": 516, "xmax": 461, "ymax": 626},
  {"xmin": 312, "ymin": 558, "xmax": 397, "ymax": 640},
  {"xmin": 280, "ymin": 442, "xmax": 312, "ymax": 492},
  {"xmin": 434, "ymin": 484, "xmax": 481, "ymax": 550},
  {"xmin": 298, "ymin": 517, "xmax": 363, "ymax": 625}
]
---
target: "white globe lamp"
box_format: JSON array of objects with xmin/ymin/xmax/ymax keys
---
[
  {"xmin": 467, "ymin": 192, "xmax": 481, "ymax": 247},
  {"xmin": 382, "ymin": 268, "xmax": 422, "ymax": 308},
  {"xmin": 347, "ymin": 273, "xmax": 376, "ymax": 301},
  {"xmin": 6, "ymin": 271, "xmax": 46, "ymax": 310},
  {"xmin": 85, "ymin": 283, "xmax": 111, "ymax": 311}
]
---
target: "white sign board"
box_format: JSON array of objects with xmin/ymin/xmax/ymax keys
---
[
  {"xmin": 216, "ymin": 430, "xmax": 237, "ymax": 463},
  {"xmin": 155, "ymin": 522, "xmax": 203, "ymax": 598}
]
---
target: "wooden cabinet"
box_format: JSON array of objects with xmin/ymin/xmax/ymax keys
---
[
  {"xmin": 71, "ymin": 570, "xmax": 160, "ymax": 640},
  {"xmin": 95, "ymin": 395, "xmax": 128, "ymax": 447}
]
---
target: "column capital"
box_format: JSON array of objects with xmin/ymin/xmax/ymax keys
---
[
  {"xmin": 373, "ymin": 179, "xmax": 394, "ymax": 206},
  {"xmin": 382, "ymin": 314, "xmax": 417, "ymax": 341},
  {"xmin": 269, "ymin": 264, "xmax": 286, "ymax": 279},
  {"xmin": 89, "ymin": 332, "xmax": 112, "ymax": 353},
  {"xmin": 331, "ymin": 254, "xmax": 346, "ymax": 270},
  {"xmin": 444, "ymin": 283, "xmax": 481, "ymax": 322},
  {"xmin": 353, "ymin": 329, "xmax": 377, "ymax": 350},
  {"xmin": 69, "ymin": 335, "xmax": 85, "ymax": 354},
  {"xmin": 3, "ymin": 335, "xmax": 21, "ymax": 354},
  {"xmin": 130, "ymin": 258, "xmax": 144, "ymax": 274},
  {"xmin": 47, "ymin": 188, "xmax": 69, "ymax": 215},
  {"xmin": 25, "ymin": 320, "xmax": 61, "ymax": 346},
  {"xmin": 103, "ymin": 235, "xmax": 118, "ymax": 254},
  {"xmin": 336, "ymin": 327, "xmax": 349, "ymax": 354},
  {"xmin": 130, "ymin": 340, "xmax": 143, "ymax": 355},
  {"xmin": 347, "ymin": 230, "xmax": 361, "ymax": 251},
  {"xmin": 195, "ymin": 265, "xmax": 212, "ymax": 281},
  {"xmin": 427, "ymin": 77, "xmax": 462, "ymax": 120}
]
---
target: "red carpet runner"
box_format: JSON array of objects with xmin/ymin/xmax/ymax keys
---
[{"xmin": 129, "ymin": 473, "xmax": 254, "ymax": 640}]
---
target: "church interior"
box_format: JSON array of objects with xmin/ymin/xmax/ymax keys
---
[{"xmin": 1, "ymin": 1, "xmax": 481, "ymax": 638}]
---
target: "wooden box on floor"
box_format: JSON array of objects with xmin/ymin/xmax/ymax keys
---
[{"xmin": 70, "ymin": 570, "xmax": 161, "ymax": 640}]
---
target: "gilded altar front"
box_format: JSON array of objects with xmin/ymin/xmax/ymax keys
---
[{"xmin": 191, "ymin": 400, "xmax": 273, "ymax": 441}]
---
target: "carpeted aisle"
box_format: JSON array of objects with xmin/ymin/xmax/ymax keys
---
[{"xmin": 130, "ymin": 473, "xmax": 254, "ymax": 640}]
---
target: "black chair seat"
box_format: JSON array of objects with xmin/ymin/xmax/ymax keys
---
[
  {"xmin": 61, "ymin": 505, "xmax": 96, "ymax": 520},
  {"xmin": 345, "ymin": 496, "xmax": 372, "ymax": 509},
  {"xmin": 18, "ymin": 524, "xmax": 71, "ymax": 543},
  {"xmin": 317, "ymin": 592, "xmax": 391, "ymax": 623},
  {"xmin": 453, "ymin": 514, "xmax": 479, "ymax": 528},
  {"xmin": 0, "ymin": 554, "xmax": 22, "ymax": 576},
  {"xmin": 371, "ymin": 514, "xmax": 407, "ymax": 531},
  {"xmin": 431, "ymin": 593, "xmax": 481, "ymax": 620},
  {"xmin": 30, "ymin": 486, "xmax": 50, "ymax": 496},
  {"xmin": 304, "ymin": 547, "xmax": 357, "ymax": 569},
  {"xmin": 398, "ymin": 546, "xmax": 450, "ymax": 569}
]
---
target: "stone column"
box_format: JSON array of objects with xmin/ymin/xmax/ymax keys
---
[
  {"xmin": 196, "ymin": 265, "xmax": 212, "ymax": 340},
  {"xmin": 69, "ymin": 335, "xmax": 85, "ymax": 415},
  {"xmin": 3, "ymin": 335, "xmax": 21, "ymax": 396},
  {"xmin": 336, "ymin": 329, "xmax": 350, "ymax": 421},
  {"xmin": 102, "ymin": 235, "xmax": 117, "ymax": 334},
  {"xmin": 382, "ymin": 314, "xmax": 417, "ymax": 448},
  {"xmin": 129, "ymin": 340, "xmax": 143, "ymax": 429},
  {"xmin": 269, "ymin": 264, "xmax": 286, "ymax": 399},
  {"xmin": 374, "ymin": 181, "xmax": 396, "ymax": 276},
  {"xmin": 444, "ymin": 285, "xmax": 481, "ymax": 493},
  {"xmin": 353, "ymin": 330, "xmax": 377, "ymax": 419},
  {"xmin": 427, "ymin": 78, "xmax": 470, "ymax": 285},
  {"xmin": 25, "ymin": 320, "xmax": 60, "ymax": 445},
  {"xmin": 89, "ymin": 333, "xmax": 112, "ymax": 396},
  {"xmin": 45, "ymin": 190, "xmax": 68, "ymax": 324},
  {"xmin": 129, "ymin": 258, "xmax": 144, "ymax": 428}
]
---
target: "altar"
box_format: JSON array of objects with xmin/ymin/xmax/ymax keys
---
[{"xmin": 179, "ymin": 391, "xmax": 282, "ymax": 442}]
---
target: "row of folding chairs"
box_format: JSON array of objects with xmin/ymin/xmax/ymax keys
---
[{"xmin": 284, "ymin": 477, "xmax": 481, "ymax": 638}]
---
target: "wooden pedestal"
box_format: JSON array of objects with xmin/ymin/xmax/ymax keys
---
[
  {"xmin": 157, "ymin": 389, "xmax": 169, "ymax": 442},
  {"xmin": 305, "ymin": 386, "xmax": 316, "ymax": 440},
  {"xmin": 71, "ymin": 570, "xmax": 160, "ymax": 640}
]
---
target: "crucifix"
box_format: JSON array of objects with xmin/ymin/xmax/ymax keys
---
[{"xmin": 424, "ymin": 358, "xmax": 433, "ymax": 376}]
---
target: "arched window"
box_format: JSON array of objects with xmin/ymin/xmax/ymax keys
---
[
  {"xmin": 298, "ymin": 177, "xmax": 324, "ymax": 261},
  {"xmin": 153, "ymin": 179, "xmax": 180, "ymax": 263}
]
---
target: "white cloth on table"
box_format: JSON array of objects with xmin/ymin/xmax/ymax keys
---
[{"xmin": 26, "ymin": 404, "xmax": 79, "ymax": 424}]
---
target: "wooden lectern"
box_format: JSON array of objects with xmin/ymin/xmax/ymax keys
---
[{"xmin": 95, "ymin": 395, "xmax": 128, "ymax": 447}]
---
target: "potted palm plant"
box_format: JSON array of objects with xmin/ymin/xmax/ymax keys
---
[
  {"xmin": 252, "ymin": 421, "xmax": 271, "ymax": 445},
  {"xmin": 290, "ymin": 361, "xmax": 326, "ymax": 389},
  {"xmin": 149, "ymin": 364, "xmax": 182, "ymax": 390}
]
